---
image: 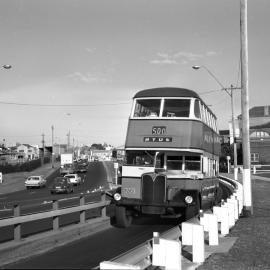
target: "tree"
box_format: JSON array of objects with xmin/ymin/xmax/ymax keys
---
[{"xmin": 90, "ymin": 143, "xmax": 105, "ymax": 150}]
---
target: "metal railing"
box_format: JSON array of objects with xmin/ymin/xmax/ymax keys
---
[
  {"xmin": 99, "ymin": 176, "xmax": 241, "ymax": 269},
  {"xmin": 0, "ymin": 193, "xmax": 110, "ymax": 242}
]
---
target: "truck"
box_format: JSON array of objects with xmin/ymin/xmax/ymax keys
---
[{"xmin": 60, "ymin": 153, "xmax": 75, "ymax": 175}]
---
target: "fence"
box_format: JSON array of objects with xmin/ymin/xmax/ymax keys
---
[{"xmin": 0, "ymin": 193, "xmax": 110, "ymax": 242}]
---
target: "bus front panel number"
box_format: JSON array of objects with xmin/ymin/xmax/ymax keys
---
[{"xmin": 152, "ymin": 126, "xmax": 166, "ymax": 135}]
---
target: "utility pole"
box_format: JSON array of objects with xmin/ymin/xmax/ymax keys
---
[
  {"xmin": 230, "ymin": 85, "xmax": 238, "ymax": 180},
  {"xmin": 240, "ymin": 0, "xmax": 253, "ymax": 216},
  {"xmin": 41, "ymin": 133, "xmax": 45, "ymax": 166},
  {"xmin": 51, "ymin": 125, "xmax": 54, "ymax": 168},
  {"xmin": 67, "ymin": 130, "xmax": 70, "ymax": 152}
]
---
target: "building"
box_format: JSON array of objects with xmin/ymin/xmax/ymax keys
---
[
  {"xmin": 238, "ymin": 105, "xmax": 270, "ymax": 164},
  {"xmin": 17, "ymin": 144, "xmax": 39, "ymax": 161}
]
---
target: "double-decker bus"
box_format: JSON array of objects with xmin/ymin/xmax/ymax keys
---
[{"xmin": 109, "ymin": 87, "xmax": 221, "ymax": 227}]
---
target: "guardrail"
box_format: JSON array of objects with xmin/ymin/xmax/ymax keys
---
[
  {"xmin": 99, "ymin": 176, "xmax": 243, "ymax": 270},
  {"xmin": 0, "ymin": 193, "xmax": 110, "ymax": 242}
]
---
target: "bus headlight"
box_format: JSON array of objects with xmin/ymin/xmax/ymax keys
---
[
  {"xmin": 185, "ymin": 195, "xmax": 193, "ymax": 204},
  {"xmin": 114, "ymin": 193, "xmax": 122, "ymax": 201}
]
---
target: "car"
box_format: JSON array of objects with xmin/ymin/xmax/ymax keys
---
[
  {"xmin": 75, "ymin": 163, "xmax": 88, "ymax": 173},
  {"xmin": 60, "ymin": 164, "xmax": 75, "ymax": 176},
  {"xmin": 50, "ymin": 177, "xmax": 74, "ymax": 194},
  {"xmin": 64, "ymin": 173, "xmax": 82, "ymax": 186},
  {"xmin": 25, "ymin": 175, "xmax": 47, "ymax": 189}
]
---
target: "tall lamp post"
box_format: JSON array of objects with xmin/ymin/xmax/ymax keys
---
[
  {"xmin": 192, "ymin": 65, "xmax": 240, "ymax": 180},
  {"xmin": 51, "ymin": 125, "xmax": 54, "ymax": 168}
]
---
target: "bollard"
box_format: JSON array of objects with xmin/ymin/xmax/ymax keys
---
[
  {"xmin": 199, "ymin": 210, "xmax": 209, "ymax": 232},
  {"xmin": 213, "ymin": 206, "xmax": 229, "ymax": 235},
  {"xmin": 208, "ymin": 214, "xmax": 219, "ymax": 245},
  {"xmin": 152, "ymin": 232, "xmax": 181, "ymax": 270},
  {"xmin": 227, "ymin": 198, "xmax": 239, "ymax": 220},
  {"xmin": 220, "ymin": 206, "xmax": 230, "ymax": 235},
  {"xmin": 224, "ymin": 202, "xmax": 235, "ymax": 228},
  {"xmin": 181, "ymin": 222, "xmax": 193, "ymax": 245},
  {"xmin": 192, "ymin": 224, "xmax": 204, "ymax": 263},
  {"xmin": 152, "ymin": 232, "xmax": 165, "ymax": 266},
  {"xmin": 164, "ymin": 239, "xmax": 181, "ymax": 270}
]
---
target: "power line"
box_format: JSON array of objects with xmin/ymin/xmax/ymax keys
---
[{"xmin": 0, "ymin": 101, "xmax": 130, "ymax": 107}]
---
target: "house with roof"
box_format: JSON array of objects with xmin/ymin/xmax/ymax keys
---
[
  {"xmin": 237, "ymin": 105, "xmax": 270, "ymax": 164},
  {"xmin": 17, "ymin": 144, "xmax": 39, "ymax": 161}
]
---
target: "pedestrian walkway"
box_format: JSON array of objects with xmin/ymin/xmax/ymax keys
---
[
  {"xmin": 0, "ymin": 162, "xmax": 60, "ymax": 194},
  {"xmin": 197, "ymin": 172, "xmax": 270, "ymax": 270}
]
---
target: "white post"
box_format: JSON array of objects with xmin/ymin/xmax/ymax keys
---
[
  {"xmin": 220, "ymin": 206, "xmax": 230, "ymax": 235},
  {"xmin": 192, "ymin": 224, "xmax": 205, "ymax": 263},
  {"xmin": 181, "ymin": 222, "xmax": 193, "ymax": 246},
  {"xmin": 208, "ymin": 214, "xmax": 219, "ymax": 246},
  {"xmin": 224, "ymin": 202, "xmax": 235, "ymax": 228},
  {"xmin": 227, "ymin": 156, "xmax": 231, "ymax": 173},
  {"xmin": 164, "ymin": 239, "xmax": 181, "ymax": 270},
  {"xmin": 113, "ymin": 162, "xmax": 119, "ymax": 185}
]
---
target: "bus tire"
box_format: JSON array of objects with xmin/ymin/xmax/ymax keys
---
[{"xmin": 115, "ymin": 206, "xmax": 132, "ymax": 228}]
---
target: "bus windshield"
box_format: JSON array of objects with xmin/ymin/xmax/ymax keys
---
[
  {"xmin": 125, "ymin": 150, "xmax": 155, "ymax": 166},
  {"xmin": 162, "ymin": 99, "xmax": 190, "ymax": 117},
  {"xmin": 133, "ymin": 98, "xmax": 191, "ymax": 118},
  {"xmin": 133, "ymin": 99, "xmax": 161, "ymax": 117}
]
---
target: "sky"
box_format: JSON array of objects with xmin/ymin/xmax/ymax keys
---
[{"xmin": 0, "ymin": 0, "xmax": 269, "ymax": 148}]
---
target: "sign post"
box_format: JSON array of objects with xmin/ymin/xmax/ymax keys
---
[
  {"xmin": 114, "ymin": 162, "xmax": 119, "ymax": 185},
  {"xmin": 227, "ymin": 156, "xmax": 231, "ymax": 174}
]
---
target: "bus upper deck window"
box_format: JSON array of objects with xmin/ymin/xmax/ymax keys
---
[
  {"xmin": 162, "ymin": 99, "xmax": 190, "ymax": 117},
  {"xmin": 194, "ymin": 99, "xmax": 201, "ymax": 119},
  {"xmin": 134, "ymin": 99, "xmax": 161, "ymax": 117}
]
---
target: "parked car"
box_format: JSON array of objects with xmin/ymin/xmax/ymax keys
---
[
  {"xmin": 64, "ymin": 173, "xmax": 82, "ymax": 186},
  {"xmin": 25, "ymin": 175, "xmax": 47, "ymax": 189},
  {"xmin": 50, "ymin": 177, "xmax": 74, "ymax": 194}
]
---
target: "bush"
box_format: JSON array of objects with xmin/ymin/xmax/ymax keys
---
[{"xmin": 0, "ymin": 158, "xmax": 45, "ymax": 174}]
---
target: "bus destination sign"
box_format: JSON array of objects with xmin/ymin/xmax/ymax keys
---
[{"xmin": 144, "ymin": 137, "xmax": 172, "ymax": 142}]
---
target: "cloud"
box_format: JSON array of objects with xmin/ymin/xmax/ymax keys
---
[
  {"xmin": 85, "ymin": 47, "xmax": 96, "ymax": 53},
  {"xmin": 206, "ymin": 51, "xmax": 218, "ymax": 56},
  {"xmin": 150, "ymin": 50, "xmax": 218, "ymax": 65},
  {"xmin": 67, "ymin": 72, "xmax": 108, "ymax": 83},
  {"xmin": 150, "ymin": 53, "xmax": 178, "ymax": 65}
]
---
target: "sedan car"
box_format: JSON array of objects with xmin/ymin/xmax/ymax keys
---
[
  {"xmin": 25, "ymin": 175, "xmax": 47, "ymax": 189},
  {"xmin": 64, "ymin": 173, "xmax": 82, "ymax": 186},
  {"xmin": 50, "ymin": 177, "xmax": 74, "ymax": 194}
]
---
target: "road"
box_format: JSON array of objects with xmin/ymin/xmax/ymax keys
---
[
  {"xmin": 0, "ymin": 161, "xmax": 232, "ymax": 269},
  {"xmin": 0, "ymin": 161, "xmax": 111, "ymax": 243}
]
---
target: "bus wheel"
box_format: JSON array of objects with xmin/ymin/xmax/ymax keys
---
[{"xmin": 115, "ymin": 206, "xmax": 132, "ymax": 228}]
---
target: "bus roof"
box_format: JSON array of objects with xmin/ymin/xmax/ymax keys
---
[{"xmin": 133, "ymin": 87, "xmax": 201, "ymax": 99}]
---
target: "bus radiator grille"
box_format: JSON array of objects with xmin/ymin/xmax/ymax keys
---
[{"xmin": 141, "ymin": 173, "xmax": 166, "ymax": 204}]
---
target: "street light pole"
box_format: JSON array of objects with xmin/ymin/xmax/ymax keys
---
[
  {"xmin": 192, "ymin": 65, "xmax": 240, "ymax": 179},
  {"xmin": 240, "ymin": 0, "xmax": 252, "ymax": 216},
  {"xmin": 51, "ymin": 125, "xmax": 54, "ymax": 168}
]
